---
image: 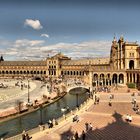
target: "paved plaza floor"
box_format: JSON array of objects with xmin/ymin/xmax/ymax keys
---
[{"xmin": 31, "ymin": 89, "xmax": 140, "ymax": 140}]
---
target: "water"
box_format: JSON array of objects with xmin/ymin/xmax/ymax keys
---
[{"xmin": 0, "ymin": 87, "xmax": 89, "ymax": 138}]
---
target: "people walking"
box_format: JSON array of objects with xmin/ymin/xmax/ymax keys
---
[
  {"xmin": 89, "ymin": 123, "xmax": 93, "ymax": 130},
  {"xmin": 74, "ymin": 131, "xmax": 79, "ymax": 140},
  {"xmin": 82, "ymin": 130, "xmax": 86, "ymax": 140},
  {"xmin": 85, "ymin": 122, "xmax": 89, "ymax": 131}
]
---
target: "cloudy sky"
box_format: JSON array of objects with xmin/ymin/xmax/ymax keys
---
[{"xmin": 0, "ymin": 0, "xmax": 140, "ymax": 60}]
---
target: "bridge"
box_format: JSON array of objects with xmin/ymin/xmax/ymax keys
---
[{"xmin": 66, "ymin": 84, "xmax": 90, "ymax": 93}]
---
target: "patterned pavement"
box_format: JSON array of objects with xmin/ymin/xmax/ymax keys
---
[{"xmin": 31, "ymin": 91, "xmax": 140, "ymax": 140}]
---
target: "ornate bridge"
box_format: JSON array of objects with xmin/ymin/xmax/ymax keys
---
[{"xmin": 66, "ymin": 85, "xmax": 90, "ymax": 93}]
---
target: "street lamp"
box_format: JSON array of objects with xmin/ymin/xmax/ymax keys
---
[
  {"xmin": 76, "ymin": 93, "xmax": 79, "ymax": 108},
  {"xmin": 39, "ymin": 104, "xmax": 43, "ymax": 125},
  {"xmin": 27, "ymin": 79, "xmax": 30, "ymax": 103}
]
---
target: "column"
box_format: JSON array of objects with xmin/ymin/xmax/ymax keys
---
[
  {"xmin": 135, "ymin": 73, "xmax": 137, "ymax": 83},
  {"xmin": 89, "ymin": 71, "xmax": 92, "ymax": 92},
  {"xmin": 110, "ymin": 76, "xmax": 112, "ymax": 86},
  {"xmin": 131, "ymin": 73, "xmax": 133, "ymax": 83},
  {"xmin": 104, "ymin": 76, "xmax": 106, "ymax": 86},
  {"xmin": 117, "ymin": 75, "xmax": 119, "ymax": 84},
  {"xmin": 128, "ymin": 73, "xmax": 130, "ymax": 83}
]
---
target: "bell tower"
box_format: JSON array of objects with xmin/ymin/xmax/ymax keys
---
[{"xmin": 110, "ymin": 36, "xmax": 118, "ymax": 69}]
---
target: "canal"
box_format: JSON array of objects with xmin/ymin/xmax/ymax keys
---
[{"xmin": 0, "ymin": 87, "xmax": 89, "ymax": 138}]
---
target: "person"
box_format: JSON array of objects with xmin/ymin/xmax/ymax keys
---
[
  {"xmin": 85, "ymin": 122, "xmax": 89, "ymax": 131},
  {"xmin": 109, "ymin": 99, "xmax": 112, "ymax": 106},
  {"xmin": 74, "ymin": 131, "xmax": 79, "ymax": 140},
  {"xmin": 25, "ymin": 133, "xmax": 32, "ymax": 140},
  {"xmin": 22, "ymin": 130, "xmax": 26, "ymax": 140},
  {"xmin": 133, "ymin": 98, "xmax": 137, "ymax": 107},
  {"xmin": 128, "ymin": 115, "xmax": 132, "ymax": 122},
  {"xmin": 125, "ymin": 114, "xmax": 129, "ymax": 122},
  {"xmin": 89, "ymin": 123, "xmax": 93, "ymax": 130},
  {"xmin": 82, "ymin": 130, "xmax": 86, "ymax": 140}
]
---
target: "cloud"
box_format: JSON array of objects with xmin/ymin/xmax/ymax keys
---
[
  {"xmin": 14, "ymin": 39, "xmax": 45, "ymax": 48},
  {"xmin": 41, "ymin": 34, "xmax": 49, "ymax": 38},
  {"xmin": 24, "ymin": 19, "xmax": 43, "ymax": 30},
  {"xmin": 0, "ymin": 39, "xmax": 111, "ymax": 60}
]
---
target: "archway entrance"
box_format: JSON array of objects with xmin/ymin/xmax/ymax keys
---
[
  {"xmin": 129, "ymin": 60, "xmax": 134, "ymax": 69},
  {"xmin": 119, "ymin": 74, "xmax": 124, "ymax": 84},
  {"xmin": 112, "ymin": 74, "xmax": 117, "ymax": 84}
]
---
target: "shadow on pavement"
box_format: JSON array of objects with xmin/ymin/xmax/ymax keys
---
[{"xmin": 60, "ymin": 111, "xmax": 140, "ymax": 140}]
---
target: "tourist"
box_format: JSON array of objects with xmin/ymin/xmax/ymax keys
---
[
  {"xmin": 82, "ymin": 130, "xmax": 86, "ymax": 140},
  {"xmin": 85, "ymin": 122, "xmax": 89, "ymax": 131},
  {"xmin": 25, "ymin": 133, "xmax": 32, "ymax": 140},
  {"xmin": 128, "ymin": 115, "xmax": 132, "ymax": 122},
  {"xmin": 125, "ymin": 114, "xmax": 129, "ymax": 122},
  {"xmin": 109, "ymin": 99, "xmax": 112, "ymax": 106},
  {"xmin": 89, "ymin": 123, "xmax": 93, "ymax": 130},
  {"xmin": 22, "ymin": 130, "xmax": 26, "ymax": 140},
  {"xmin": 74, "ymin": 131, "xmax": 79, "ymax": 140}
]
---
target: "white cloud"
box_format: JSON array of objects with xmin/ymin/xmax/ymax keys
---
[
  {"xmin": 24, "ymin": 19, "xmax": 43, "ymax": 30},
  {"xmin": 0, "ymin": 39, "xmax": 111, "ymax": 60},
  {"xmin": 41, "ymin": 34, "xmax": 49, "ymax": 38},
  {"xmin": 14, "ymin": 39, "xmax": 45, "ymax": 48}
]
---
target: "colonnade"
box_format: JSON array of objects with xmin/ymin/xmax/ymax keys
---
[
  {"xmin": 127, "ymin": 73, "xmax": 140, "ymax": 83},
  {"xmin": 92, "ymin": 73, "xmax": 125, "ymax": 86}
]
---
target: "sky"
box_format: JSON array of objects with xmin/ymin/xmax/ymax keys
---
[{"xmin": 0, "ymin": 0, "xmax": 140, "ymax": 60}]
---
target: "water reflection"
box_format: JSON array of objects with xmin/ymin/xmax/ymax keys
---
[{"xmin": 0, "ymin": 87, "xmax": 88, "ymax": 138}]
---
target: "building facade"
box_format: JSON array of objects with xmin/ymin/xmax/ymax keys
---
[{"xmin": 0, "ymin": 36, "xmax": 140, "ymax": 88}]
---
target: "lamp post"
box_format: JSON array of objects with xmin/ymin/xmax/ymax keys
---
[
  {"xmin": 76, "ymin": 93, "xmax": 79, "ymax": 108},
  {"xmin": 49, "ymin": 76, "xmax": 52, "ymax": 94},
  {"xmin": 39, "ymin": 104, "xmax": 43, "ymax": 125},
  {"xmin": 27, "ymin": 79, "xmax": 30, "ymax": 103}
]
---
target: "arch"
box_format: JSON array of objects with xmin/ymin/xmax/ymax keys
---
[
  {"xmin": 67, "ymin": 71, "xmax": 69, "ymax": 75},
  {"xmin": 119, "ymin": 74, "xmax": 124, "ymax": 84},
  {"xmin": 68, "ymin": 86, "xmax": 90, "ymax": 93},
  {"xmin": 20, "ymin": 71, "xmax": 22, "ymax": 74},
  {"xmin": 6, "ymin": 71, "xmax": 8, "ymax": 74},
  {"xmin": 37, "ymin": 71, "xmax": 39, "ymax": 74},
  {"xmin": 2, "ymin": 71, "xmax": 4, "ymax": 74},
  {"xmin": 93, "ymin": 74, "xmax": 98, "ymax": 81},
  {"xmin": 34, "ymin": 71, "xmax": 36, "ymax": 74},
  {"xmin": 17, "ymin": 71, "xmax": 19, "ymax": 74},
  {"xmin": 99, "ymin": 73, "xmax": 105, "ymax": 86},
  {"xmin": 77, "ymin": 71, "xmax": 79, "ymax": 75},
  {"xmin": 129, "ymin": 60, "xmax": 134, "ymax": 69},
  {"xmin": 10, "ymin": 71, "xmax": 12, "ymax": 74},
  {"xmin": 13, "ymin": 71, "xmax": 15, "ymax": 74},
  {"xmin": 112, "ymin": 73, "xmax": 118, "ymax": 84},
  {"xmin": 106, "ymin": 73, "xmax": 111, "ymax": 86}
]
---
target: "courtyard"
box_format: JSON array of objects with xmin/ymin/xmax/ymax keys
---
[{"xmin": 29, "ymin": 87, "xmax": 140, "ymax": 140}]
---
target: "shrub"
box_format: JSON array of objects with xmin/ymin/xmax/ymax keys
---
[{"xmin": 127, "ymin": 83, "xmax": 136, "ymax": 88}]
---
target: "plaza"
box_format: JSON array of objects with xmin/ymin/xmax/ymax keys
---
[{"xmin": 29, "ymin": 88, "xmax": 140, "ymax": 140}]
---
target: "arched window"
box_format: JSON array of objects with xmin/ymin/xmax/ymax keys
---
[{"xmin": 129, "ymin": 60, "xmax": 134, "ymax": 69}]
